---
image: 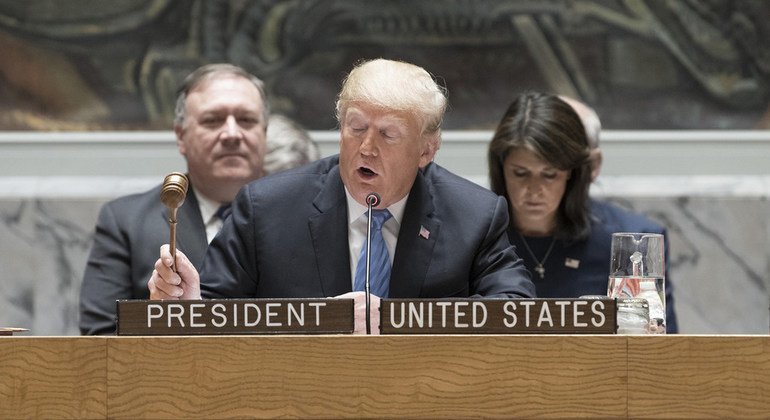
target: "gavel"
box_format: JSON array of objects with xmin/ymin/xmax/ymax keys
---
[{"xmin": 160, "ymin": 172, "xmax": 189, "ymax": 272}]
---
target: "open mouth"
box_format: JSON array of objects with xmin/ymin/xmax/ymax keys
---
[{"xmin": 358, "ymin": 166, "xmax": 377, "ymax": 179}]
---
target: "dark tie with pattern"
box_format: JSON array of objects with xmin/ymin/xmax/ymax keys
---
[
  {"xmin": 215, "ymin": 203, "xmax": 232, "ymax": 221},
  {"xmin": 353, "ymin": 209, "xmax": 393, "ymax": 297}
]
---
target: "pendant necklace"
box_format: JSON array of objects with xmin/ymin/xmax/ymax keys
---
[{"xmin": 517, "ymin": 232, "xmax": 557, "ymax": 280}]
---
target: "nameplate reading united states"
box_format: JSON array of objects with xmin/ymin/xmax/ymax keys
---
[
  {"xmin": 380, "ymin": 298, "xmax": 617, "ymax": 334},
  {"xmin": 116, "ymin": 298, "xmax": 353, "ymax": 335}
]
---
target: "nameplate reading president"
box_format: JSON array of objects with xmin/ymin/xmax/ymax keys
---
[{"xmin": 117, "ymin": 298, "xmax": 353, "ymax": 335}]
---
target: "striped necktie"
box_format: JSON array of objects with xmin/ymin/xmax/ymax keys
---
[{"xmin": 353, "ymin": 209, "xmax": 392, "ymax": 297}]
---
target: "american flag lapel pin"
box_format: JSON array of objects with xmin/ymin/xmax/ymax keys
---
[{"xmin": 419, "ymin": 225, "xmax": 430, "ymax": 240}]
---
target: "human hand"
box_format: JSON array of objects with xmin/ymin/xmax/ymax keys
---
[
  {"xmin": 147, "ymin": 244, "xmax": 201, "ymax": 300},
  {"xmin": 334, "ymin": 291, "xmax": 380, "ymax": 335}
]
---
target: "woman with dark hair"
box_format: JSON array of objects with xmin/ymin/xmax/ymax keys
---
[
  {"xmin": 489, "ymin": 92, "xmax": 593, "ymax": 243},
  {"xmin": 487, "ymin": 92, "xmax": 615, "ymax": 290},
  {"xmin": 488, "ymin": 91, "xmax": 679, "ymax": 333}
]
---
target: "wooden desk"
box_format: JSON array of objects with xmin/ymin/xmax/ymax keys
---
[{"xmin": 1, "ymin": 335, "xmax": 768, "ymax": 418}]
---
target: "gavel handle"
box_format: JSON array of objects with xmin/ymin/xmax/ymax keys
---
[{"xmin": 168, "ymin": 208, "xmax": 178, "ymax": 273}]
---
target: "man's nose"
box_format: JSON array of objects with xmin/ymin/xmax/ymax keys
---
[
  {"xmin": 359, "ymin": 131, "xmax": 378, "ymax": 155},
  {"xmin": 221, "ymin": 116, "xmax": 241, "ymax": 143}
]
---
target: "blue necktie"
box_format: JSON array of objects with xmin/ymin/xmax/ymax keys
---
[{"xmin": 354, "ymin": 209, "xmax": 392, "ymax": 297}]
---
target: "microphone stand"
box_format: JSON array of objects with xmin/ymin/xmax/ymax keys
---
[
  {"xmin": 363, "ymin": 192, "xmax": 380, "ymax": 335},
  {"xmin": 364, "ymin": 199, "xmax": 374, "ymax": 335}
]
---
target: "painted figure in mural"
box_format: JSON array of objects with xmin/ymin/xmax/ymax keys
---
[
  {"xmin": 487, "ymin": 92, "xmax": 678, "ymax": 332},
  {"xmin": 147, "ymin": 58, "xmax": 536, "ymax": 334},
  {"xmin": 1, "ymin": 1, "xmax": 767, "ymax": 130}
]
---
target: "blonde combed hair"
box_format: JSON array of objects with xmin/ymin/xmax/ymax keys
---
[{"xmin": 335, "ymin": 59, "xmax": 447, "ymax": 152}]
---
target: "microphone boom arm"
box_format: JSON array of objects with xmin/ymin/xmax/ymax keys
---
[{"xmin": 364, "ymin": 192, "xmax": 381, "ymax": 335}]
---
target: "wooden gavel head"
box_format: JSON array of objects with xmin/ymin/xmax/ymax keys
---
[{"xmin": 160, "ymin": 172, "xmax": 189, "ymax": 212}]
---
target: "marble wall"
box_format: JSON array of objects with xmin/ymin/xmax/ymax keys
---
[
  {"xmin": 604, "ymin": 195, "xmax": 769, "ymax": 334},
  {"xmin": 1, "ymin": 176, "xmax": 768, "ymax": 335},
  {"xmin": 0, "ymin": 197, "xmax": 102, "ymax": 335}
]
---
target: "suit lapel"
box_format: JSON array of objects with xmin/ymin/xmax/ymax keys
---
[
  {"xmin": 308, "ymin": 165, "xmax": 352, "ymax": 297},
  {"xmin": 390, "ymin": 169, "xmax": 440, "ymax": 298},
  {"xmin": 162, "ymin": 187, "xmax": 208, "ymax": 269}
]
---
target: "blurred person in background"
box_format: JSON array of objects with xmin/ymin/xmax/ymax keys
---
[{"xmin": 264, "ymin": 114, "xmax": 321, "ymax": 174}]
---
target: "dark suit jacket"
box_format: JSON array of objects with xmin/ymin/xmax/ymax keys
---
[
  {"xmin": 201, "ymin": 155, "xmax": 535, "ymax": 299},
  {"xmin": 507, "ymin": 198, "xmax": 679, "ymax": 332},
  {"xmin": 79, "ymin": 184, "xmax": 208, "ymax": 335}
]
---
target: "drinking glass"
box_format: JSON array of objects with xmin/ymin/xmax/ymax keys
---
[{"xmin": 608, "ymin": 233, "xmax": 666, "ymax": 334}]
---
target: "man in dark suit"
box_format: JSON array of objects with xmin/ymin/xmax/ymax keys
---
[
  {"xmin": 79, "ymin": 64, "xmax": 270, "ymax": 335},
  {"xmin": 149, "ymin": 59, "xmax": 536, "ymax": 333}
]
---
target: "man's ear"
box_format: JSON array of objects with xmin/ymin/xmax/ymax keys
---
[
  {"xmin": 174, "ymin": 124, "xmax": 187, "ymax": 155},
  {"xmin": 418, "ymin": 135, "xmax": 440, "ymax": 168}
]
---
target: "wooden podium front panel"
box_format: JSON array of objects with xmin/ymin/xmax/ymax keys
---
[
  {"xmin": 627, "ymin": 336, "xmax": 770, "ymax": 418},
  {"xmin": 0, "ymin": 337, "xmax": 106, "ymax": 419},
  {"xmin": 107, "ymin": 336, "xmax": 627, "ymax": 419},
  {"xmin": 4, "ymin": 336, "xmax": 770, "ymax": 418}
]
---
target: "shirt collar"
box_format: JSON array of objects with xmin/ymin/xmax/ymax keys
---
[
  {"xmin": 345, "ymin": 187, "xmax": 408, "ymax": 227},
  {"xmin": 193, "ymin": 186, "xmax": 223, "ymax": 224}
]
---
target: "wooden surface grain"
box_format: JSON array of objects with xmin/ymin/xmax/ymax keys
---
[
  {"xmin": 0, "ymin": 337, "xmax": 106, "ymax": 419},
  {"xmin": 107, "ymin": 335, "xmax": 626, "ymax": 418},
  {"xmin": 1, "ymin": 335, "xmax": 769, "ymax": 419},
  {"xmin": 628, "ymin": 335, "xmax": 770, "ymax": 418}
]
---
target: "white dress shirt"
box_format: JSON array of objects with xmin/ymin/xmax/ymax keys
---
[
  {"xmin": 194, "ymin": 187, "xmax": 226, "ymax": 244},
  {"xmin": 345, "ymin": 187, "xmax": 407, "ymax": 289}
]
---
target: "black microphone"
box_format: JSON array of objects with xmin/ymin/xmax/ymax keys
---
[
  {"xmin": 363, "ymin": 191, "xmax": 381, "ymax": 334},
  {"xmin": 366, "ymin": 192, "xmax": 380, "ymax": 208}
]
